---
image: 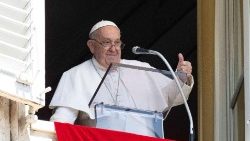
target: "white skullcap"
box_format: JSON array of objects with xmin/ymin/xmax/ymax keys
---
[{"xmin": 89, "ymin": 20, "xmax": 118, "ymax": 36}]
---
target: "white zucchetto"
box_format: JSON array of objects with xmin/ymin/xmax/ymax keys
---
[{"xmin": 89, "ymin": 20, "xmax": 118, "ymax": 36}]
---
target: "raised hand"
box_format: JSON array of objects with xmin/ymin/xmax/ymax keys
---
[{"xmin": 176, "ymin": 53, "xmax": 192, "ymax": 84}]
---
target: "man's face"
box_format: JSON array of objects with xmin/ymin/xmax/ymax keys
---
[{"xmin": 88, "ymin": 26, "xmax": 122, "ymax": 68}]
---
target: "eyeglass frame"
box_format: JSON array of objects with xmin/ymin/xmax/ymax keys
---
[{"xmin": 90, "ymin": 38, "xmax": 125, "ymax": 49}]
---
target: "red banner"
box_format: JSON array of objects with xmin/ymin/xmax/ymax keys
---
[{"xmin": 55, "ymin": 122, "xmax": 175, "ymax": 141}]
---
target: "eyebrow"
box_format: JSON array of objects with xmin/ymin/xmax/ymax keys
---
[{"xmin": 100, "ymin": 38, "xmax": 121, "ymax": 42}]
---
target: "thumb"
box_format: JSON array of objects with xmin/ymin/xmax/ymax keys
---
[{"xmin": 178, "ymin": 53, "xmax": 184, "ymax": 62}]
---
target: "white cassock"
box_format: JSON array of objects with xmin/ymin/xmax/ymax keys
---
[{"xmin": 49, "ymin": 57, "xmax": 194, "ymax": 137}]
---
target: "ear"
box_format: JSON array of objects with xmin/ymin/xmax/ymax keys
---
[{"xmin": 87, "ymin": 40, "xmax": 95, "ymax": 54}]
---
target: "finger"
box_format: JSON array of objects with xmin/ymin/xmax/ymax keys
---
[
  {"xmin": 179, "ymin": 66, "xmax": 192, "ymax": 74},
  {"xmin": 178, "ymin": 53, "xmax": 184, "ymax": 63},
  {"xmin": 181, "ymin": 61, "xmax": 191, "ymax": 66}
]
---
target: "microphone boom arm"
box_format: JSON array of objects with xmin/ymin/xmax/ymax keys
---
[{"xmin": 149, "ymin": 50, "xmax": 194, "ymax": 141}]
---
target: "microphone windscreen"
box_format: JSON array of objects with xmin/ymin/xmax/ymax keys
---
[{"xmin": 132, "ymin": 46, "xmax": 140, "ymax": 54}]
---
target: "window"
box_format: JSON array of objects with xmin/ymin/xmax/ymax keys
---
[{"xmin": 0, "ymin": 0, "xmax": 46, "ymax": 110}]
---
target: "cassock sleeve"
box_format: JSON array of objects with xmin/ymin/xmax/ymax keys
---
[
  {"xmin": 163, "ymin": 75, "xmax": 194, "ymax": 108},
  {"xmin": 50, "ymin": 107, "xmax": 79, "ymax": 124}
]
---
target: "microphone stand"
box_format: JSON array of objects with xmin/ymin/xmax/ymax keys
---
[{"xmin": 147, "ymin": 50, "xmax": 194, "ymax": 141}]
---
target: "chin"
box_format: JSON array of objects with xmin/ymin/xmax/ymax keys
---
[{"xmin": 106, "ymin": 57, "xmax": 120, "ymax": 64}]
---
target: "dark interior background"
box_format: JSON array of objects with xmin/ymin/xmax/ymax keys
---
[{"xmin": 38, "ymin": 0, "xmax": 197, "ymax": 140}]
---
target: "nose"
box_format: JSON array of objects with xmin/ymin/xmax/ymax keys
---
[
  {"xmin": 108, "ymin": 45, "xmax": 117, "ymax": 51},
  {"xmin": 108, "ymin": 42, "xmax": 118, "ymax": 50}
]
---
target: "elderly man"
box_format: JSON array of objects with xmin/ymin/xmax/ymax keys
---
[{"xmin": 49, "ymin": 20, "xmax": 194, "ymax": 137}]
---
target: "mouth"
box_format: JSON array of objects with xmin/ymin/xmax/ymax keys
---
[{"xmin": 106, "ymin": 53, "xmax": 117, "ymax": 56}]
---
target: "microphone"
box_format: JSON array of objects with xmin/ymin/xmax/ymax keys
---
[
  {"xmin": 132, "ymin": 47, "xmax": 195, "ymax": 141},
  {"xmin": 132, "ymin": 46, "xmax": 154, "ymax": 54}
]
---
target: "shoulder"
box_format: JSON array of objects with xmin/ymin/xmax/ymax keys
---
[
  {"xmin": 121, "ymin": 59, "xmax": 152, "ymax": 68},
  {"xmin": 63, "ymin": 59, "xmax": 92, "ymax": 75}
]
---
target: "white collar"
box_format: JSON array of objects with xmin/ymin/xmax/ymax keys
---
[
  {"xmin": 91, "ymin": 57, "xmax": 123, "ymax": 72},
  {"xmin": 91, "ymin": 57, "xmax": 108, "ymax": 71}
]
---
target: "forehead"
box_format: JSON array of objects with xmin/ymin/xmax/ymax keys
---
[{"xmin": 96, "ymin": 26, "xmax": 121, "ymax": 39}]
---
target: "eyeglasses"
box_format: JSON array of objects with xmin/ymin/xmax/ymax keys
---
[{"xmin": 90, "ymin": 38, "xmax": 125, "ymax": 49}]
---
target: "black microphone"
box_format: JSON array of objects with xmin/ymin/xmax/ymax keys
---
[{"xmin": 132, "ymin": 46, "xmax": 153, "ymax": 54}]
